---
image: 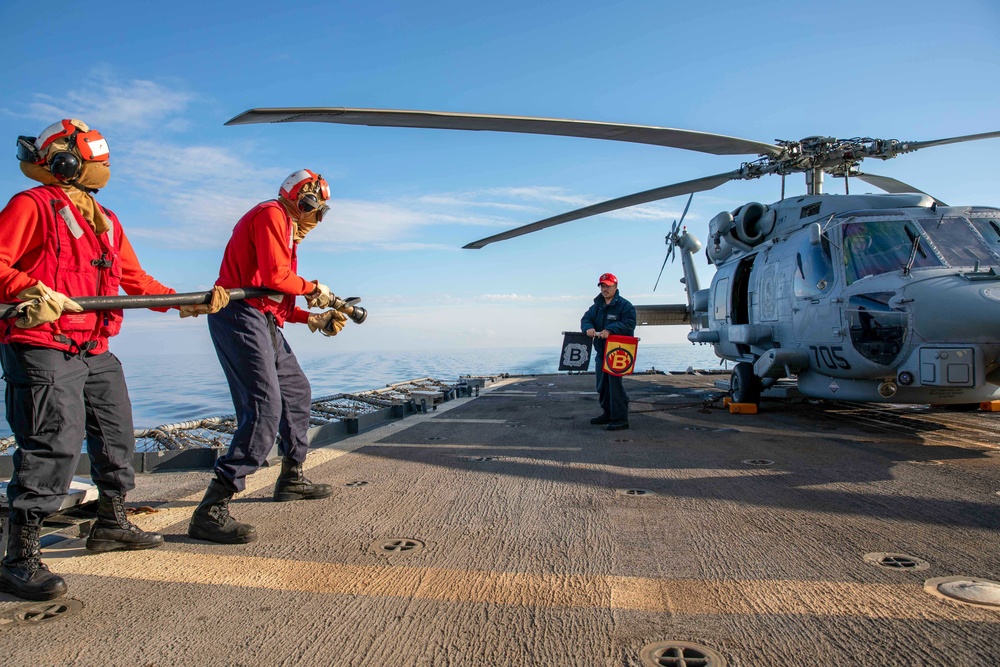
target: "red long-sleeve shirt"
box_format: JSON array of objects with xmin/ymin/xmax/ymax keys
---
[{"xmin": 215, "ymin": 201, "xmax": 312, "ymax": 325}]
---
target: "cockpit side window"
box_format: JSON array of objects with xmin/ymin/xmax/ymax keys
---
[
  {"xmin": 846, "ymin": 293, "xmax": 907, "ymax": 366},
  {"xmin": 794, "ymin": 233, "xmax": 833, "ymax": 297},
  {"xmin": 967, "ymin": 217, "xmax": 1000, "ymax": 261},
  {"xmin": 842, "ymin": 219, "xmax": 942, "ymax": 285}
]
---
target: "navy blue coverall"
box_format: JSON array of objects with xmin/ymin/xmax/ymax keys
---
[
  {"xmin": 207, "ymin": 303, "xmax": 311, "ymax": 493},
  {"xmin": 581, "ymin": 292, "xmax": 636, "ymax": 422}
]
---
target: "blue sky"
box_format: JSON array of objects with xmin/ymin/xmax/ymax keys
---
[{"xmin": 1, "ymin": 0, "xmax": 997, "ymax": 356}]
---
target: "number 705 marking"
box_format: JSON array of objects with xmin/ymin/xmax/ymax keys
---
[{"xmin": 808, "ymin": 345, "xmax": 851, "ymax": 370}]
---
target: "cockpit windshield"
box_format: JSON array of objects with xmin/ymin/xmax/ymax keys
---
[
  {"xmin": 841, "ymin": 219, "xmax": 941, "ymax": 285},
  {"xmin": 916, "ymin": 216, "xmax": 1000, "ymax": 269},
  {"xmin": 840, "ymin": 214, "xmax": 1000, "ymax": 284}
]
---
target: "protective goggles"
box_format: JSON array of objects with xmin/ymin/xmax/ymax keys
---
[
  {"xmin": 299, "ymin": 193, "xmax": 330, "ymax": 221},
  {"xmin": 16, "ymin": 136, "xmax": 40, "ymax": 163}
]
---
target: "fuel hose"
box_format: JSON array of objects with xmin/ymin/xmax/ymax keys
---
[{"xmin": 0, "ymin": 287, "xmax": 283, "ymax": 320}]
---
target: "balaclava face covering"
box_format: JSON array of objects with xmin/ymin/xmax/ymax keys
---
[
  {"xmin": 20, "ymin": 122, "xmax": 111, "ymax": 235},
  {"xmin": 293, "ymin": 208, "xmax": 322, "ymax": 243},
  {"xmin": 278, "ymin": 181, "xmax": 327, "ymax": 243}
]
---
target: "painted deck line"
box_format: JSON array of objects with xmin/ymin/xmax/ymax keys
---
[{"xmin": 45, "ymin": 547, "xmax": 989, "ymax": 621}]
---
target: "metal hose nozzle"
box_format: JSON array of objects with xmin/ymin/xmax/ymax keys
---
[{"xmin": 334, "ymin": 296, "xmax": 368, "ymax": 324}]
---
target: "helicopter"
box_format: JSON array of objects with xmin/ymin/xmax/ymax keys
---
[{"xmin": 225, "ymin": 108, "xmax": 1000, "ymax": 407}]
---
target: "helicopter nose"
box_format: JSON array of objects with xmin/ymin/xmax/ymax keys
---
[{"xmin": 901, "ymin": 276, "xmax": 1000, "ymax": 343}]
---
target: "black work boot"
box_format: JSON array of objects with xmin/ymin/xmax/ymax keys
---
[
  {"xmin": 188, "ymin": 479, "xmax": 257, "ymax": 544},
  {"xmin": 86, "ymin": 494, "xmax": 164, "ymax": 552},
  {"xmin": 0, "ymin": 522, "xmax": 68, "ymax": 601},
  {"xmin": 273, "ymin": 458, "xmax": 333, "ymax": 502}
]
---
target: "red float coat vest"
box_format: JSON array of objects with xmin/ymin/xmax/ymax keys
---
[
  {"xmin": 215, "ymin": 200, "xmax": 312, "ymax": 327},
  {"xmin": 0, "ymin": 186, "xmax": 125, "ymax": 353}
]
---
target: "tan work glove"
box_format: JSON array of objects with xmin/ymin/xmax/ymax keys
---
[
  {"xmin": 14, "ymin": 281, "xmax": 83, "ymax": 329},
  {"xmin": 179, "ymin": 286, "xmax": 231, "ymax": 318},
  {"xmin": 305, "ymin": 281, "xmax": 334, "ymax": 309},
  {"xmin": 307, "ymin": 310, "xmax": 348, "ymax": 337}
]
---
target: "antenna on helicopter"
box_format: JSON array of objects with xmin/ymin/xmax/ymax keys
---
[{"xmin": 653, "ymin": 193, "xmax": 693, "ymax": 291}]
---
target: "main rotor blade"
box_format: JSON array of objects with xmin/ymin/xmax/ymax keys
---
[
  {"xmin": 226, "ymin": 107, "xmax": 782, "ymax": 157},
  {"xmin": 464, "ymin": 171, "xmax": 739, "ymax": 249},
  {"xmin": 854, "ymin": 173, "xmax": 947, "ymax": 206},
  {"xmin": 902, "ymin": 130, "xmax": 1000, "ymax": 153}
]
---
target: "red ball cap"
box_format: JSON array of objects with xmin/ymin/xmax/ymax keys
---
[{"xmin": 598, "ymin": 272, "xmax": 618, "ymax": 285}]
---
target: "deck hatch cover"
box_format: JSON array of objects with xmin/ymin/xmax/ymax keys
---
[
  {"xmin": 373, "ymin": 538, "xmax": 425, "ymax": 555},
  {"xmin": 863, "ymin": 552, "xmax": 930, "ymax": 571},
  {"xmin": 742, "ymin": 459, "xmax": 774, "ymax": 466},
  {"xmin": 1, "ymin": 598, "xmax": 83, "ymax": 627},
  {"xmin": 641, "ymin": 641, "xmax": 727, "ymax": 667},
  {"xmin": 925, "ymin": 576, "xmax": 1000, "ymax": 609}
]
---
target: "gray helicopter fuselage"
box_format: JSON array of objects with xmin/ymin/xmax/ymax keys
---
[{"xmin": 692, "ymin": 193, "xmax": 1000, "ymax": 404}]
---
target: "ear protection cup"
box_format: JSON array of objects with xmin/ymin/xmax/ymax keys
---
[
  {"xmin": 28, "ymin": 121, "xmax": 110, "ymax": 182},
  {"xmin": 48, "ymin": 151, "xmax": 82, "ymax": 181}
]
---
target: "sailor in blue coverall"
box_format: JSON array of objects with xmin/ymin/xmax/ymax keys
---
[{"xmin": 581, "ymin": 272, "xmax": 636, "ymax": 431}]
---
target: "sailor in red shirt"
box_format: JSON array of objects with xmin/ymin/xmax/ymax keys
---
[
  {"xmin": 188, "ymin": 169, "xmax": 345, "ymax": 544},
  {"xmin": 0, "ymin": 119, "xmax": 227, "ymax": 601}
]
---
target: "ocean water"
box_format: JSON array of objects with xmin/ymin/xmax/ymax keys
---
[{"xmin": 0, "ymin": 344, "xmax": 724, "ymax": 437}]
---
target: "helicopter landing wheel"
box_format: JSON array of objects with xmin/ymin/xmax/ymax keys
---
[{"xmin": 731, "ymin": 362, "xmax": 761, "ymax": 406}]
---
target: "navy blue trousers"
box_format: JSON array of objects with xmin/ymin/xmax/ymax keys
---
[
  {"xmin": 1, "ymin": 344, "xmax": 136, "ymax": 526},
  {"xmin": 595, "ymin": 349, "xmax": 629, "ymax": 421},
  {"xmin": 207, "ymin": 303, "xmax": 311, "ymax": 493}
]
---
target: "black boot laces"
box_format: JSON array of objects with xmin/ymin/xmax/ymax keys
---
[
  {"xmin": 208, "ymin": 498, "xmax": 232, "ymax": 524},
  {"xmin": 112, "ymin": 496, "xmax": 142, "ymax": 533},
  {"xmin": 14, "ymin": 534, "xmax": 44, "ymax": 574}
]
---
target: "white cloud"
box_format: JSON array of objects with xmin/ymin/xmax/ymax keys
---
[
  {"xmin": 412, "ymin": 185, "xmax": 696, "ymax": 229},
  {"xmin": 11, "ymin": 71, "xmax": 698, "ymax": 251},
  {"xmin": 373, "ymin": 242, "xmax": 459, "ymax": 252},
  {"xmin": 112, "ymin": 138, "xmax": 291, "ymax": 246},
  {"xmin": 26, "ymin": 72, "xmax": 194, "ymax": 132},
  {"xmin": 480, "ymin": 293, "xmax": 583, "ymax": 302},
  {"xmin": 416, "ymin": 194, "xmax": 541, "ymax": 213},
  {"xmin": 417, "ymin": 186, "xmax": 591, "ymax": 210}
]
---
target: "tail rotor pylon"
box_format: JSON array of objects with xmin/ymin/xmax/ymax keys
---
[{"xmin": 653, "ymin": 193, "xmax": 693, "ymax": 291}]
